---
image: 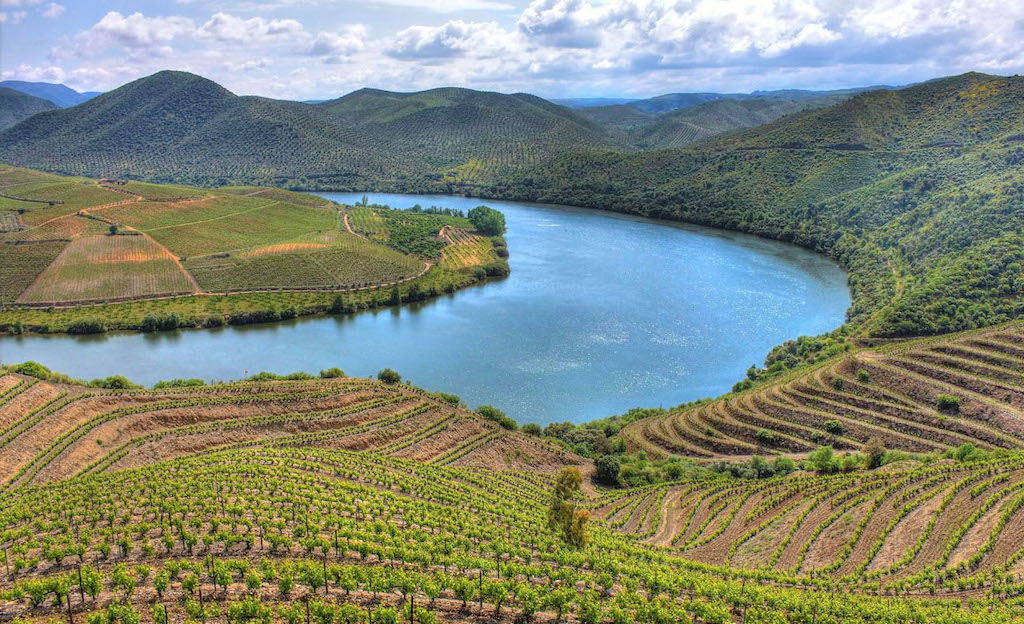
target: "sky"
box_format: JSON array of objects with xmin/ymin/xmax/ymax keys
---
[{"xmin": 1, "ymin": 0, "xmax": 1023, "ymax": 100}]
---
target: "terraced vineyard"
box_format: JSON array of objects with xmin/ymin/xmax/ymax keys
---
[
  {"xmin": 5, "ymin": 368, "xmax": 1024, "ymax": 624},
  {"xmin": 623, "ymin": 322, "xmax": 1024, "ymax": 459},
  {"xmin": 593, "ymin": 454, "xmax": 1024, "ymax": 593}
]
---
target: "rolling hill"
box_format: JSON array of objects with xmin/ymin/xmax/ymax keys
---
[
  {"xmin": 0, "ymin": 80, "xmax": 101, "ymax": 108},
  {"xmin": 0, "ymin": 87, "xmax": 57, "ymax": 131},
  {"xmin": 0, "ymin": 72, "xmax": 624, "ymax": 189},
  {"xmin": 578, "ymin": 95, "xmax": 854, "ymax": 149}
]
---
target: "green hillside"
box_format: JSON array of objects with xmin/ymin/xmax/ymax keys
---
[
  {"xmin": 484, "ymin": 72, "xmax": 1024, "ymax": 343},
  {"xmin": 0, "ymin": 73, "xmax": 622, "ymax": 189},
  {"xmin": 581, "ymin": 96, "xmax": 852, "ymax": 149},
  {"xmin": 0, "ymin": 87, "xmax": 57, "ymax": 131}
]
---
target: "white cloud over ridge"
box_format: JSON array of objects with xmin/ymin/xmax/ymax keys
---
[{"xmin": 10, "ymin": 0, "xmax": 1024, "ymax": 99}]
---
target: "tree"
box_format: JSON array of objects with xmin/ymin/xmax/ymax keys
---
[
  {"xmin": 377, "ymin": 368, "xmax": 401, "ymax": 384},
  {"xmin": 808, "ymin": 446, "xmax": 839, "ymax": 474},
  {"xmin": 467, "ymin": 206, "xmax": 505, "ymax": 236},
  {"xmin": 109, "ymin": 224, "xmax": 118, "ymax": 235},
  {"xmin": 595, "ymin": 455, "xmax": 621, "ymax": 486},
  {"xmin": 864, "ymin": 437, "xmax": 886, "ymax": 468},
  {"xmin": 547, "ymin": 467, "xmax": 588, "ymax": 547}
]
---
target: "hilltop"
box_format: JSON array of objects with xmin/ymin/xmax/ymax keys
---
[{"xmin": 0, "ymin": 87, "xmax": 57, "ymax": 131}]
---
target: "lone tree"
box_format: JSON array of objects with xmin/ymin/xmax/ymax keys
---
[
  {"xmin": 377, "ymin": 368, "xmax": 401, "ymax": 384},
  {"xmin": 547, "ymin": 467, "xmax": 588, "ymax": 547},
  {"xmin": 468, "ymin": 206, "xmax": 506, "ymax": 236}
]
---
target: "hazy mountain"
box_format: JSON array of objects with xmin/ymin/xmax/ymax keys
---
[
  {"xmin": 0, "ymin": 87, "xmax": 59, "ymax": 130},
  {"xmin": 0, "ymin": 80, "xmax": 101, "ymax": 108}
]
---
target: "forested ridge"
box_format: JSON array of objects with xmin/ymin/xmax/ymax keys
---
[{"xmin": 483, "ymin": 72, "xmax": 1024, "ymax": 339}]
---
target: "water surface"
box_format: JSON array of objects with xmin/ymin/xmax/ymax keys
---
[{"xmin": 0, "ymin": 193, "xmax": 850, "ymax": 424}]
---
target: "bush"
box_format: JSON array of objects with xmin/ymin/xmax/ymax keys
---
[
  {"xmin": 522, "ymin": 423, "xmax": 542, "ymax": 436},
  {"xmin": 824, "ymin": 419, "xmax": 844, "ymax": 435},
  {"xmin": 68, "ymin": 318, "xmax": 107, "ymax": 335},
  {"xmin": 595, "ymin": 455, "xmax": 621, "ymax": 486},
  {"xmin": 153, "ymin": 378, "xmax": 205, "ymax": 389},
  {"xmin": 856, "ymin": 368, "xmax": 870, "ymax": 382},
  {"xmin": 319, "ymin": 367, "xmax": 345, "ymax": 379},
  {"xmin": 432, "ymin": 392, "xmax": 461, "ymax": 406},
  {"xmin": 140, "ymin": 313, "xmax": 181, "ymax": 333},
  {"xmin": 937, "ymin": 393, "xmax": 961, "ymax": 412},
  {"xmin": 808, "ymin": 446, "xmax": 839, "ymax": 474},
  {"xmin": 11, "ymin": 361, "xmax": 51, "ymax": 379},
  {"xmin": 865, "ymin": 437, "xmax": 886, "ymax": 468},
  {"xmin": 477, "ymin": 405, "xmax": 517, "ymax": 430},
  {"xmin": 377, "ymin": 368, "xmax": 401, "ymax": 384},
  {"xmin": 89, "ymin": 375, "xmax": 138, "ymax": 390}
]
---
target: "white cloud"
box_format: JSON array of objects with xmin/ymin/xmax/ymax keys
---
[
  {"xmin": 306, "ymin": 26, "xmax": 368, "ymax": 58},
  {"xmin": 0, "ymin": 0, "xmax": 41, "ymax": 6},
  {"xmin": 195, "ymin": 12, "xmax": 304, "ymax": 44},
  {"xmin": 83, "ymin": 11, "xmax": 195, "ymax": 49},
  {"xmin": 1, "ymin": 63, "xmax": 65, "ymax": 82},
  {"xmin": 40, "ymin": 2, "xmax": 62, "ymax": 18},
  {"xmin": 388, "ymin": 20, "xmax": 515, "ymax": 59},
  {"xmin": 368, "ymin": 0, "xmax": 515, "ymax": 11}
]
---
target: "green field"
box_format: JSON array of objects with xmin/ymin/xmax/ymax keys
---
[{"xmin": 0, "ymin": 166, "xmax": 508, "ymax": 332}]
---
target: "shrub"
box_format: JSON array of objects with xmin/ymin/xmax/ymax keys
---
[
  {"xmin": 756, "ymin": 429, "xmax": 775, "ymax": 445},
  {"xmin": 937, "ymin": 393, "xmax": 961, "ymax": 412},
  {"xmin": 68, "ymin": 318, "xmax": 107, "ymax": 335},
  {"xmin": 522, "ymin": 423, "xmax": 542, "ymax": 436},
  {"xmin": 432, "ymin": 392, "xmax": 461, "ymax": 406},
  {"xmin": 319, "ymin": 367, "xmax": 345, "ymax": 379},
  {"xmin": 89, "ymin": 375, "xmax": 138, "ymax": 390},
  {"xmin": 477, "ymin": 405, "xmax": 517, "ymax": 429},
  {"xmin": 595, "ymin": 455, "xmax": 621, "ymax": 486},
  {"xmin": 864, "ymin": 437, "xmax": 886, "ymax": 468},
  {"xmin": 153, "ymin": 378, "xmax": 205, "ymax": 389},
  {"xmin": 140, "ymin": 313, "xmax": 181, "ymax": 333},
  {"xmin": 377, "ymin": 368, "xmax": 401, "ymax": 384},
  {"xmin": 11, "ymin": 361, "xmax": 51, "ymax": 379},
  {"xmin": 824, "ymin": 420, "xmax": 844, "ymax": 435},
  {"xmin": 856, "ymin": 369, "xmax": 870, "ymax": 382},
  {"xmin": 808, "ymin": 446, "xmax": 839, "ymax": 474}
]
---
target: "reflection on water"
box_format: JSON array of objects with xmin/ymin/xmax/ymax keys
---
[{"xmin": 0, "ymin": 194, "xmax": 851, "ymax": 425}]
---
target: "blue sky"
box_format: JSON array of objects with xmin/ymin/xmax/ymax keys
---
[{"xmin": 2, "ymin": 0, "xmax": 1023, "ymax": 100}]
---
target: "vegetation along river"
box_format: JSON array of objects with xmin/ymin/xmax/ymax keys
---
[{"xmin": 0, "ymin": 194, "xmax": 851, "ymax": 425}]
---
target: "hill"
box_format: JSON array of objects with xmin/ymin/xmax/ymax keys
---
[
  {"xmin": 0, "ymin": 80, "xmax": 100, "ymax": 108},
  {"xmin": 0, "ymin": 87, "xmax": 58, "ymax": 130},
  {"xmin": 623, "ymin": 320, "xmax": 1024, "ymax": 459},
  {"xmin": 484, "ymin": 72, "xmax": 1024, "ymax": 340},
  {"xmin": 579, "ymin": 96, "xmax": 853, "ymax": 149},
  {"xmin": 3, "ymin": 362, "xmax": 1024, "ymax": 623},
  {"xmin": 0, "ymin": 165, "xmax": 508, "ymax": 332},
  {"xmin": 0, "ymin": 72, "xmax": 623, "ymax": 188}
]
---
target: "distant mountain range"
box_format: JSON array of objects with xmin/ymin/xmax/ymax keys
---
[
  {"xmin": 0, "ymin": 87, "xmax": 58, "ymax": 131},
  {"xmin": 0, "ymin": 80, "xmax": 101, "ymax": 108},
  {"xmin": 0, "ymin": 71, "xmax": 622, "ymax": 188}
]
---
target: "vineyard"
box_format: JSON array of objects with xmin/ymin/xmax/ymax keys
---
[
  {"xmin": 622, "ymin": 322, "xmax": 1024, "ymax": 460},
  {"xmin": 0, "ymin": 166, "xmax": 507, "ymax": 319},
  {"xmin": 3, "ymin": 364, "xmax": 1024, "ymax": 623}
]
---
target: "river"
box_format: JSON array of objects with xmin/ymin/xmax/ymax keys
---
[{"xmin": 0, "ymin": 193, "xmax": 851, "ymax": 425}]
